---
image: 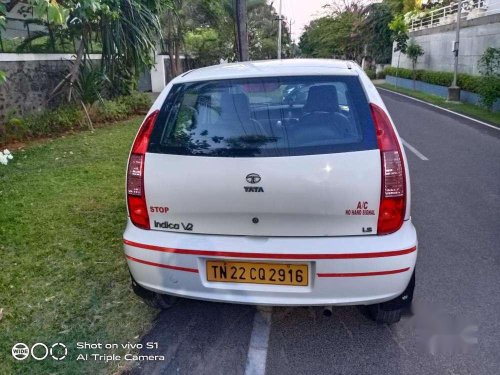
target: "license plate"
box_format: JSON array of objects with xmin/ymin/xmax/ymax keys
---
[{"xmin": 206, "ymin": 260, "xmax": 308, "ymax": 286}]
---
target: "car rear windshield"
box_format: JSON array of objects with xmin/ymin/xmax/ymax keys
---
[{"xmin": 148, "ymin": 75, "xmax": 377, "ymax": 157}]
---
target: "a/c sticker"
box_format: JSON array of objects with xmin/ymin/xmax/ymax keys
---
[{"xmin": 345, "ymin": 201, "xmax": 375, "ymax": 216}]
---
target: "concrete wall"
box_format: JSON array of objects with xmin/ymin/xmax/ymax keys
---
[
  {"xmin": 150, "ymin": 54, "xmax": 197, "ymax": 93},
  {"xmin": 138, "ymin": 70, "xmax": 152, "ymax": 92},
  {"xmin": 0, "ymin": 54, "xmax": 101, "ymax": 119},
  {"xmin": 0, "ymin": 52, "xmax": 196, "ymax": 119},
  {"xmin": 392, "ymin": 14, "xmax": 500, "ymax": 75},
  {"xmin": 0, "ymin": 57, "xmax": 72, "ymax": 119}
]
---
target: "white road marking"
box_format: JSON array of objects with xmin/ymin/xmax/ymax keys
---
[
  {"xmin": 377, "ymin": 87, "xmax": 500, "ymax": 131},
  {"xmin": 244, "ymin": 306, "xmax": 272, "ymax": 375},
  {"xmin": 401, "ymin": 138, "xmax": 429, "ymax": 161}
]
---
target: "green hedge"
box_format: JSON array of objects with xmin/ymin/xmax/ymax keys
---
[
  {"xmin": 383, "ymin": 67, "xmax": 488, "ymax": 94},
  {"xmin": 0, "ymin": 92, "xmax": 152, "ymax": 145},
  {"xmin": 364, "ymin": 68, "xmax": 376, "ymax": 80}
]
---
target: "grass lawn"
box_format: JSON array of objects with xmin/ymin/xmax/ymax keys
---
[
  {"xmin": 376, "ymin": 83, "xmax": 500, "ymax": 127},
  {"xmin": 0, "ymin": 118, "xmax": 156, "ymax": 374}
]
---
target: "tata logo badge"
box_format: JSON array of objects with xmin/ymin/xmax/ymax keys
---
[{"xmin": 246, "ymin": 173, "xmax": 261, "ymax": 184}]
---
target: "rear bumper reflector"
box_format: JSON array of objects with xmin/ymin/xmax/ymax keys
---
[
  {"xmin": 124, "ymin": 239, "xmax": 416, "ymax": 260},
  {"xmin": 317, "ymin": 267, "xmax": 410, "ymax": 277},
  {"xmin": 126, "ymin": 255, "xmax": 199, "ymax": 273}
]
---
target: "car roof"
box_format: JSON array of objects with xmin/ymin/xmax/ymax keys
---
[{"xmin": 173, "ymin": 59, "xmax": 359, "ymax": 83}]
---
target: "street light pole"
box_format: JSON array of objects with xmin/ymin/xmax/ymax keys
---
[
  {"xmin": 452, "ymin": 0, "xmax": 462, "ymax": 86},
  {"xmin": 448, "ymin": 0, "xmax": 462, "ymax": 101},
  {"xmin": 277, "ymin": 0, "xmax": 282, "ymax": 59}
]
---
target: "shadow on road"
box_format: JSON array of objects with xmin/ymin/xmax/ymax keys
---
[
  {"xmin": 124, "ymin": 299, "xmax": 482, "ymax": 375},
  {"xmin": 123, "ymin": 299, "xmax": 255, "ymax": 375},
  {"xmin": 267, "ymin": 305, "xmax": 417, "ymax": 375}
]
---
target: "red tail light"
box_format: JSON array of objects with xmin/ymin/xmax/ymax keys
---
[
  {"xmin": 127, "ymin": 110, "xmax": 159, "ymax": 229},
  {"xmin": 370, "ymin": 103, "xmax": 406, "ymax": 235}
]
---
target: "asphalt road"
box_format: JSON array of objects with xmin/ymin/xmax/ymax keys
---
[{"xmin": 125, "ymin": 90, "xmax": 500, "ymax": 375}]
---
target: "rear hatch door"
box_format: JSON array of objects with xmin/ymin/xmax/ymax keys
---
[{"xmin": 145, "ymin": 74, "xmax": 380, "ymax": 236}]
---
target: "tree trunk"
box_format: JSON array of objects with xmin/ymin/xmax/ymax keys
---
[
  {"xmin": 235, "ymin": 0, "xmax": 249, "ymax": 61},
  {"xmin": 412, "ymin": 60, "xmax": 416, "ymax": 90},
  {"xmin": 396, "ymin": 51, "xmax": 401, "ymax": 88},
  {"xmin": 67, "ymin": 38, "xmax": 85, "ymax": 102},
  {"xmin": 175, "ymin": 41, "xmax": 182, "ymax": 76},
  {"xmin": 233, "ymin": 22, "xmax": 239, "ymax": 59},
  {"xmin": 167, "ymin": 20, "xmax": 177, "ymax": 79},
  {"xmin": 46, "ymin": 8, "xmax": 56, "ymax": 53},
  {"xmin": 168, "ymin": 50, "xmax": 176, "ymax": 78}
]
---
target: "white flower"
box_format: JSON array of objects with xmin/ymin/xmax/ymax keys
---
[{"xmin": 0, "ymin": 149, "xmax": 13, "ymax": 165}]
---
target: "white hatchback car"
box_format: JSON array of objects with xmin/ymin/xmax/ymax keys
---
[{"xmin": 124, "ymin": 59, "xmax": 417, "ymax": 323}]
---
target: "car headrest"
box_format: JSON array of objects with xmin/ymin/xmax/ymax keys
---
[
  {"xmin": 303, "ymin": 85, "xmax": 339, "ymax": 113},
  {"xmin": 196, "ymin": 94, "xmax": 211, "ymax": 108},
  {"xmin": 219, "ymin": 93, "xmax": 251, "ymax": 121}
]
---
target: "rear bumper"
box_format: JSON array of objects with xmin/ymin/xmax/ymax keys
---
[{"xmin": 123, "ymin": 220, "xmax": 418, "ymax": 306}]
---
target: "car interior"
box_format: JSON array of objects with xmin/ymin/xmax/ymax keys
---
[{"xmin": 167, "ymin": 83, "xmax": 363, "ymax": 152}]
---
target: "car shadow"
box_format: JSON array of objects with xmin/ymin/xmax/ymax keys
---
[
  {"xmin": 123, "ymin": 298, "xmax": 255, "ymax": 375},
  {"xmin": 265, "ymin": 304, "xmax": 445, "ymax": 375},
  {"xmin": 124, "ymin": 295, "xmax": 461, "ymax": 375}
]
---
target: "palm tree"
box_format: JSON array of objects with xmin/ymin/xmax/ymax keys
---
[
  {"xmin": 100, "ymin": 0, "xmax": 164, "ymax": 95},
  {"xmin": 27, "ymin": 0, "xmax": 167, "ymax": 99}
]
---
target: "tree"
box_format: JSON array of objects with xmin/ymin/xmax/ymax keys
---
[
  {"xmin": 386, "ymin": 0, "xmax": 420, "ymax": 14},
  {"xmin": 389, "ymin": 14, "xmax": 408, "ymax": 54},
  {"xmin": 248, "ymin": 2, "xmax": 291, "ymax": 60},
  {"xmin": 162, "ymin": 0, "xmax": 186, "ymax": 78},
  {"xmin": 100, "ymin": 0, "xmax": 165, "ymax": 95},
  {"xmin": 299, "ymin": 18, "xmax": 336, "ymax": 58},
  {"xmin": 478, "ymin": 47, "xmax": 500, "ymax": 111},
  {"xmin": 162, "ymin": 0, "xmax": 238, "ymax": 71},
  {"xmin": 172, "ymin": 0, "xmax": 291, "ymax": 67},
  {"xmin": 28, "ymin": 0, "xmax": 167, "ymax": 99},
  {"xmin": 220, "ymin": 0, "xmax": 266, "ymax": 60},
  {"xmin": 325, "ymin": 0, "xmax": 367, "ymax": 62},
  {"xmin": 299, "ymin": 0, "xmax": 397, "ymax": 64},
  {"xmin": 405, "ymin": 39, "xmax": 424, "ymax": 89},
  {"xmin": 389, "ymin": 14, "xmax": 408, "ymax": 87},
  {"xmin": 185, "ymin": 27, "xmax": 223, "ymax": 66},
  {"xmin": 235, "ymin": 0, "xmax": 249, "ymax": 61},
  {"xmin": 362, "ymin": 2, "xmax": 394, "ymax": 64},
  {"xmin": 478, "ymin": 47, "xmax": 500, "ymax": 76},
  {"xmin": 299, "ymin": 10, "xmax": 365, "ymax": 61}
]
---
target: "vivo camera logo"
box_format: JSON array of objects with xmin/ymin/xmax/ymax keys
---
[{"xmin": 12, "ymin": 343, "xmax": 67, "ymax": 361}]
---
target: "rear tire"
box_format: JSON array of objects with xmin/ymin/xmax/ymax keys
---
[
  {"xmin": 130, "ymin": 273, "xmax": 178, "ymax": 310},
  {"xmin": 368, "ymin": 304, "xmax": 402, "ymax": 324},
  {"xmin": 368, "ymin": 270, "xmax": 415, "ymax": 324},
  {"xmin": 143, "ymin": 293, "xmax": 178, "ymax": 310}
]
